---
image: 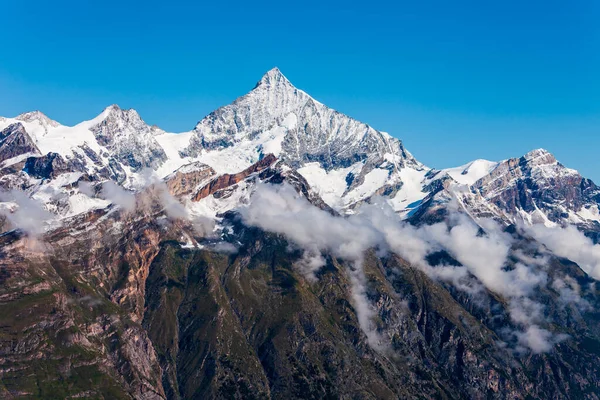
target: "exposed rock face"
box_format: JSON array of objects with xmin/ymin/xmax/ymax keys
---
[
  {"xmin": 464, "ymin": 149, "xmax": 600, "ymax": 227},
  {"xmin": 23, "ymin": 152, "xmax": 71, "ymax": 179},
  {"xmin": 0, "ymin": 159, "xmax": 599, "ymax": 399},
  {"xmin": 192, "ymin": 154, "xmax": 277, "ymax": 201},
  {"xmin": 405, "ymin": 149, "xmax": 600, "ymax": 237},
  {"xmin": 0, "ymin": 123, "xmax": 40, "ymax": 163},
  {"xmin": 1, "ymin": 201, "xmax": 598, "ymax": 399},
  {"xmin": 165, "ymin": 162, "xmax": 216, "ymax": 197},
  {"xmin": 0, "ymin": 209, "xmax": 168, "ymax": 399}
]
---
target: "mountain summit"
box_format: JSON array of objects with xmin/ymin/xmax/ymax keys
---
[{"xmin": 255, "ymin": 66, "xmax": 292, "ymax": 88}]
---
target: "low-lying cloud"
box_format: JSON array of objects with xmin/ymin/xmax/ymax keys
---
[
  {"xmin": 100, "ymin": 181, "xmax": 137, "ymax": 212},
  {"xmin": 78, "ymin": 171, "xmax": 215, "ymax": 238},
  {"xmin": 0, "ymin": 189, "xmax": 53, "ymax": 236},
  {"xmin": 526, "ymin": 224, "xmax": 600, "ymax": 280},
  {"xmin": 239, "ymin": 183, "xmax": 594, "ymax": 354}
]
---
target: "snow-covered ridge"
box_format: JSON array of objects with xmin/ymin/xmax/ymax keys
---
[
  {"xmin": 1, "ymin": 68, "xmax": 598, "ymax": 233},
  {"xmin": 1, "ymin": 68, "xmax": 432, "ymax": 218},
  {"xmin": 443, "ymin": 159, "xmax": 499, "ymax": 186}
]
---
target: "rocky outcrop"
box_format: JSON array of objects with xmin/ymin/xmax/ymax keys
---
[
  {"xmin": 165, "ymin": 162, "xmax": 216, "ymax": 197},
  {"xmin": 472, "ymin": 149, "xmax": 600, "ymax": 223},
  {"xmin": 192, "ymin": 154, "xmax": 278, "ymax": 201},
  {"xmin": 23, "ymin": 152, "xmax": 71, "ymax": 179},
  {"xmin": 0, "ymin": 123, "xmax": 40, "ymax": 163}
]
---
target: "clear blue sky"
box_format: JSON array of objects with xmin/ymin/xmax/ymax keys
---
[{"xmin": 1, "ymin": 1, "xmax": 599, "ymax": 180}]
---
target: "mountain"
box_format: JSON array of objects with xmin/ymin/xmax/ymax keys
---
[{"xmin": 0, "ymin": 68, "xmax": 599, "ymax": 399}]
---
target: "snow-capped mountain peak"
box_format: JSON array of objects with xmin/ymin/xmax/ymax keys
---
[
  {"xmin": 87, "ymin": 104, "xmax": 167, "ymax": 172},
  {"xmin": 522, "ymin": 148, "xmax": 557, "ymax": 165},
  {"xmin": 255, "ymin": 66, "xmax": 293, "ymax": 89},
  {"xmin": 173, "ymin": 68, "xmax": 427, "ymax": 213},
  {"xmin": 15, "ymin": 110, "xmax": 60, "ymax": 128},
  {"xmin": 93, "ymin": 104, "xmax": 144, "ymax": 128}
]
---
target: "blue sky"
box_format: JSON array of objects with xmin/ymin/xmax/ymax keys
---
[{"xmin": 1, "ymin": 0, "xmax": 599, "ymax": 179}]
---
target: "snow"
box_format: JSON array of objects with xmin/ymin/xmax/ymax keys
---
[
  {"xmin": 297, "ymin": 162, "xmax": 428, "ymax": 215},
  {"xmin": 0, "ymin": 69, "xmax": 426, "ymax": 223},
  {"xmin": 156, "ymin": 116, "xmax": 295, "ymax": 178},
  {"xmin": 1, "ymin": 69, "xmax": 597, "ymax": 238},
  {"xmin": 258, "ymin": 122, "xmax": 293, "ymax": 156},
  {"xmin": 66, "ymin": 193, "xmax": 110, "ymax": 216},
  {"xmin": 297, "ymin": 162, "xmax": 362, "ymax": 208},
  {"xmin": 523, "ymin": 148, "xmax": 551, "ymax": 162},
  {"xmin": 168, "ymin": 162, "xmax": 213, "ymax": 176},
  {"xmin": 444, "ymin": 159, "xmax": 498, "ymax": 186},
  {"xmin": 1, "ymin": 152, "xmax": 38, "ymax": 168},
  {"xmin": 192, "ymin": 120, "xmax": 296, "ymax": 175},
  {"xmin": 0, "ymin": 115, "xmax": 103, "ymax": 155},
  {"xmin": 187, "ymin": 180, "xmax": 253, "ymax": 218},
  {"xmin": 388, "ymin": 167, "xmax": 429, "ymax": 214},
  {"xmin": 345, "ymin": 168, "xmax": 391, "ymax": 204},
  {"xmin": 154, "ymin": 130, "xmax": 195, "ymax": 177},
  {"xmin": 575, "ymin": 205, "xmax": 600, "ymax": 223},
  {"xmin": 517, "ymin": 207, "xmax": 557, "ymax": 227}
]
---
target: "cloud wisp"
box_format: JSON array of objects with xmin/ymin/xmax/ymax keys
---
[
  {"xmin": 0, "ymin": 189, "xmax": 53, "ymax": 237},
  {"xmin": 526, "ymin": 223, "xmax": 600, "ymax": 280}
]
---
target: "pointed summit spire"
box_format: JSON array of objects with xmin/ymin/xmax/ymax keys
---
[{"xmin": 255, "ymin": 67, "xmax": 294, "ymax": 89}]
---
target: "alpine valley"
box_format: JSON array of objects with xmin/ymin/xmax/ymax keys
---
[{"xmin": 0, "ymin": 68, "xmax": 599, "ymax": 399}]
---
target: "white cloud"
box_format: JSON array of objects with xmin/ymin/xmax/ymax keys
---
[
  {"xmin": 526, "ymin": 224, "xmax": 600, "ymax": 280},
  {"xmin": 516, "ymin": 325, "xmax": 568, "ymax": 354},
  {"xmin": 100, "ymin": 181, "xmax": 136, "ymax": 212},
  {"xmin": 0, "ymin": 189, "xmax": 53, "ymax": 236}
]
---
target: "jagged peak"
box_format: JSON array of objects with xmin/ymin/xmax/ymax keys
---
[
  {"xmin": 86, "ymin": 105, "xmax": 168, "ymax": 141},
  {"xmin": 15, "ymin": 110, "xmax": 60, "ymax": 127},
  {"xmin": 101, "ymin": 104, "xmax": 140, "ymax": 118},
  {"xmin": 90, "ymin": 104, "xmax": 147, "ymax": 128},
  {"xmin": 254, "ymin": 67, "xmax": 294, "ymax": 90},
  {"xmin": 522, "ymin": 148, "xmax": 556, "ymax": 164},
  {"xmin": 524, "ymin": 148, "xmax": 550, "ymax": 158}
]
